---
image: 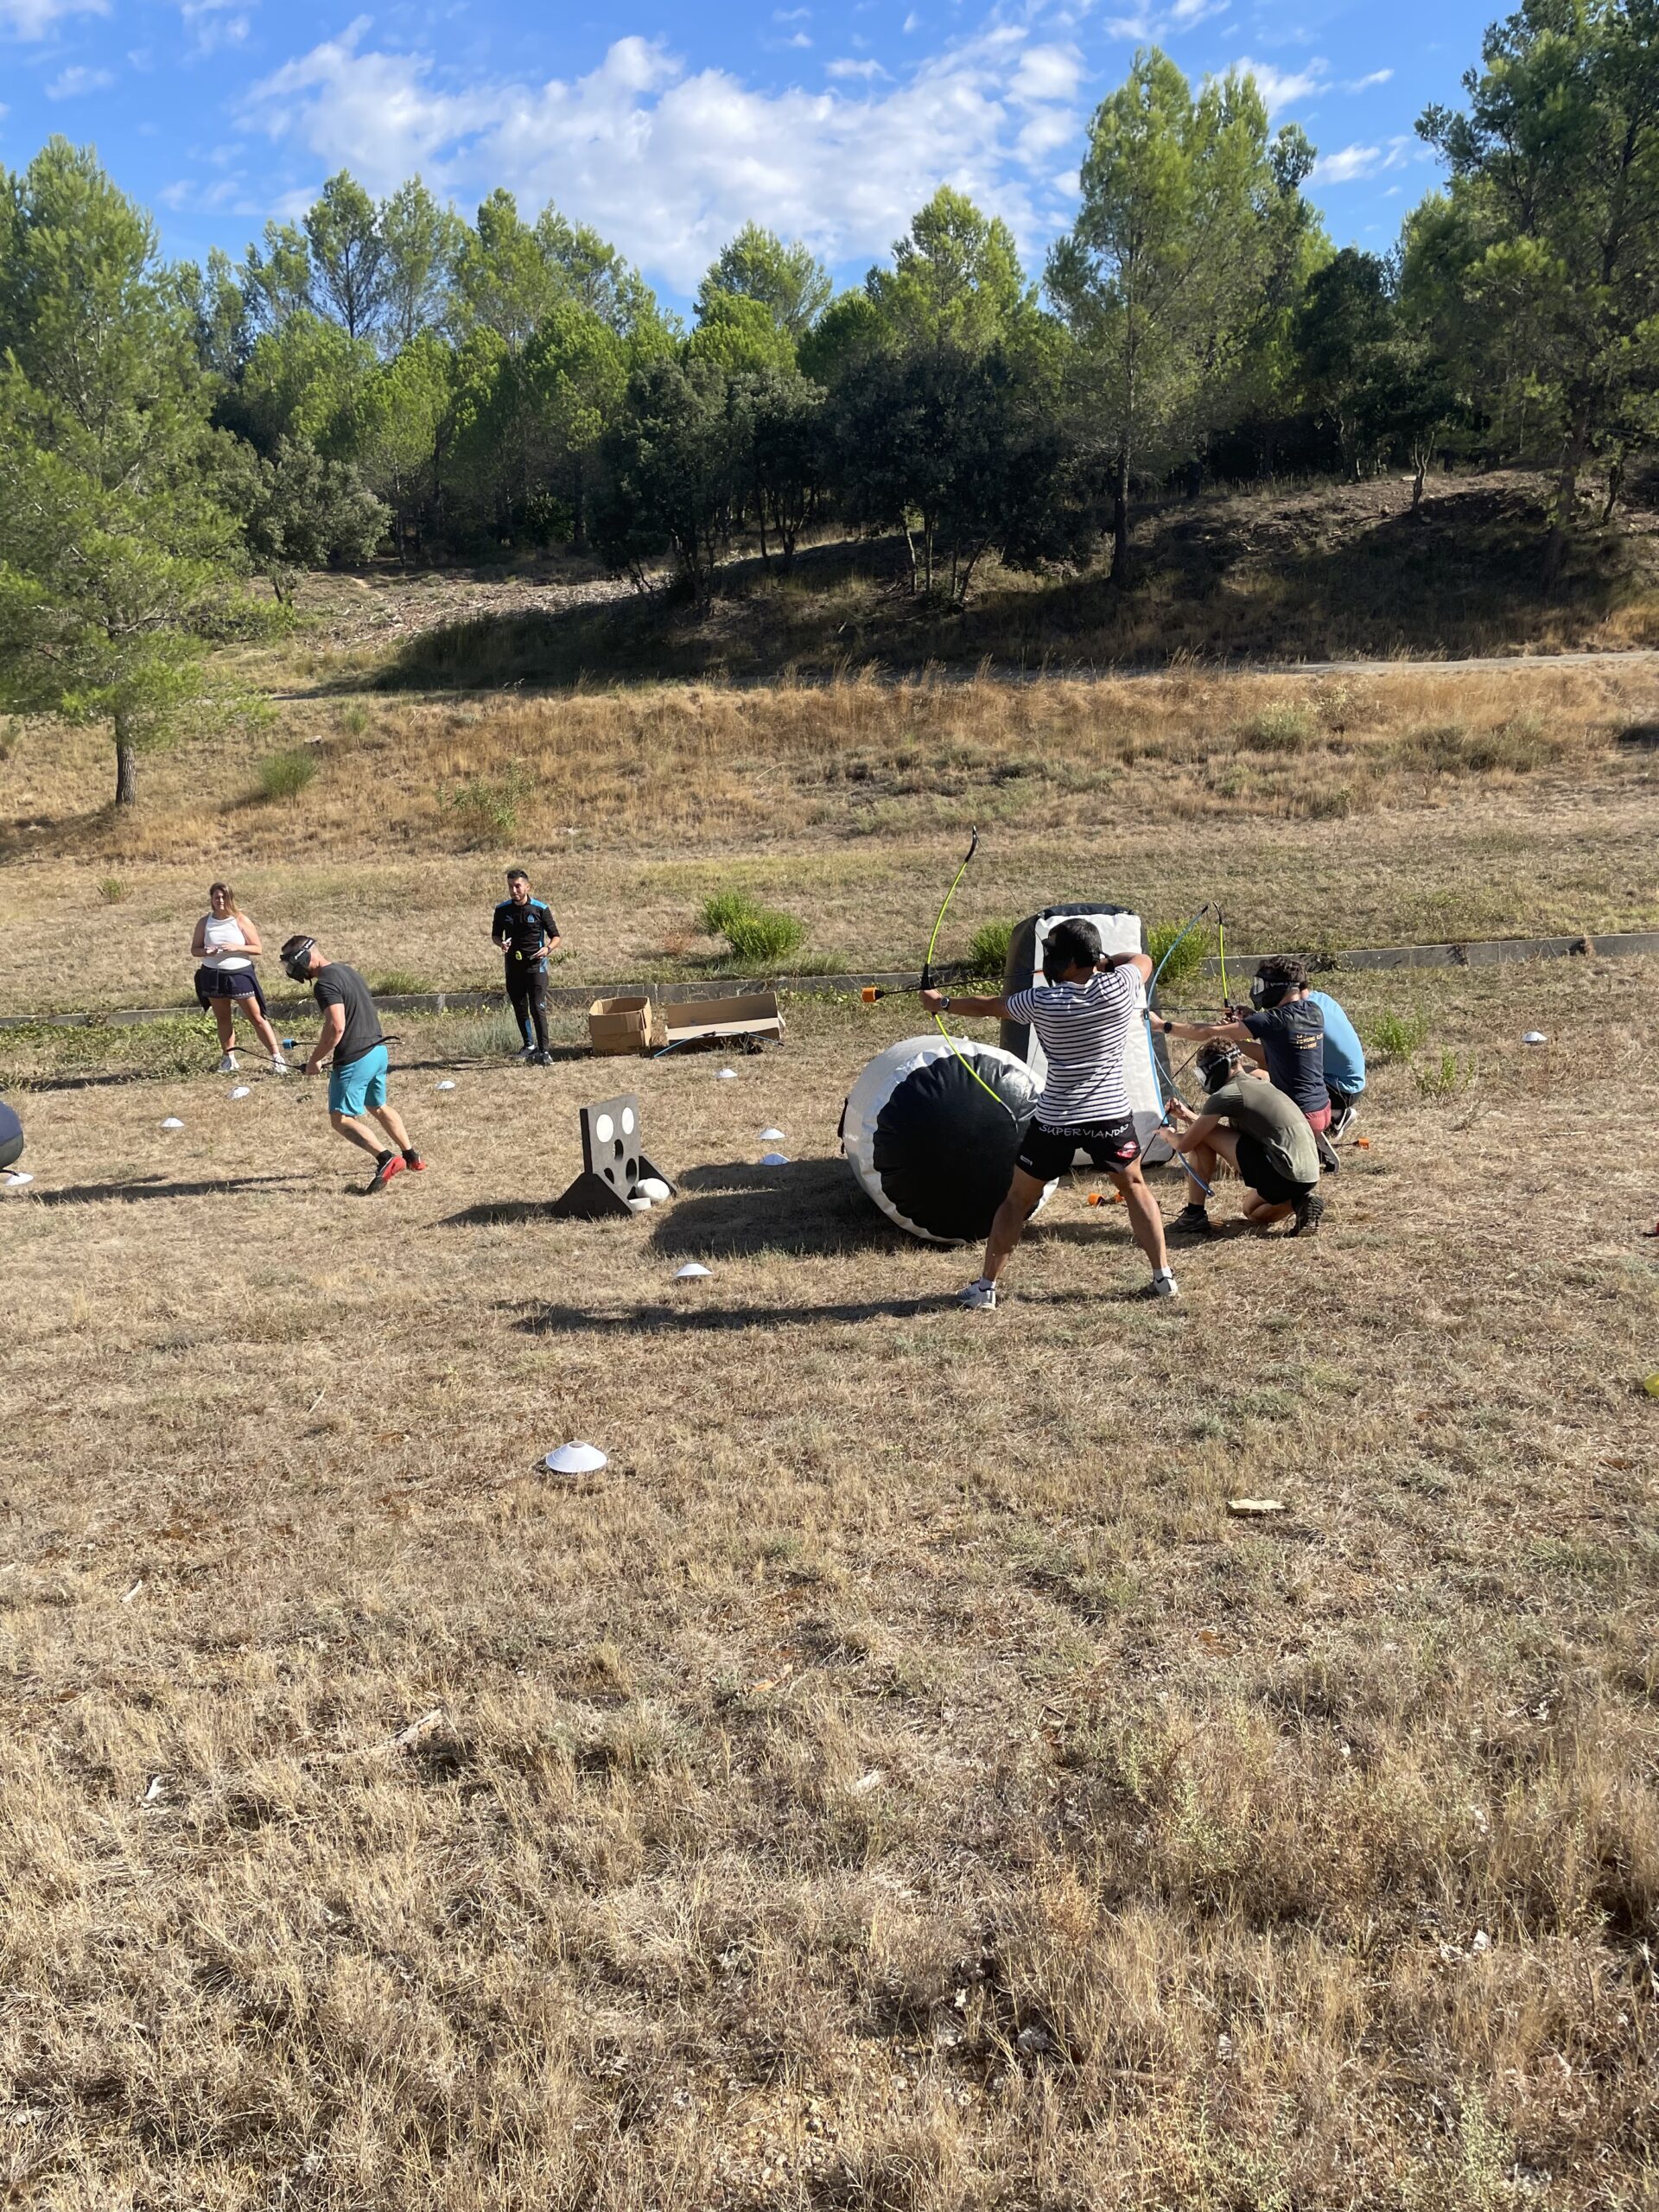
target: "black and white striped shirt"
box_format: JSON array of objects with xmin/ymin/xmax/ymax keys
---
[{"xmin": 1007, "ymin": 967, "xmax": 1139, "ymax": 1128}]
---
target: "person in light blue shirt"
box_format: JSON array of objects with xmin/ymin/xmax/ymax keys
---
[{"xmin": 1309, "ymin": 988, "xmax": 1365, "ymax": 1139}]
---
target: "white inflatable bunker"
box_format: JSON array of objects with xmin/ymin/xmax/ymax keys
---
[{"xmin": 842, "ymin": 1033, "xmax": 1054, "ymax": 1245}]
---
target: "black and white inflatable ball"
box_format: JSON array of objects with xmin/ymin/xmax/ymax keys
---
[
  {"xmin": 843, "ymin": 1035, "xmax": 1054, "ymax": 1244},
  {"xmin": 0, "ymin": 1099, "xmax": 22, "ymax": 1174}
]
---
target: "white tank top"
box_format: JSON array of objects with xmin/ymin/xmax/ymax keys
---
[{"xmin": 200, "ymin": 914, "xmax": 251, "ymax": 971}]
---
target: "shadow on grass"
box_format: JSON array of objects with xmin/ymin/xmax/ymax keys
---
[
  {"xmin": 512, "ymin": 1287, "xmax": 1100, "ymax": 1336},
  {"xmin": 31, "ymin": 1173, "xmax": 309, "ymax": 1206}
]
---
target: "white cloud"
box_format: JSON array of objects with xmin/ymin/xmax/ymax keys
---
[
  {"xmin": 0, "ymin": 0, "xmax": 105, "ymax": 37},
  {"xmin": 181, "ymin": 0, "xmax": 251, "ymax": 54},
  {"xmin": 46, "ymin": 62, "xmax": 114, "ymax": 95},
  {"xmin": 1169, "ymin": 0, "xmax": 1230, "ymax": 24},
  {"xmin": 1344, "ymin": 67, "xmax": 1393, "ymax": 90},
  {"xmin": 826, "ymin": 56, "xmax": 886, "ymax": 78},
  {"xmin": 903, "ymin": 8, "xmax": 921, "ymax": 26},
  {"xmin": 240, "ymin": 22, "xmax": 1091, "ymax": 289},
  {"xmin": 1310, "ymin": 135, "xmax": 1414, "ymax": 183},
  {"xmin": 1226, "ymin": 54, "xmax": 1329, "ymax": 110}
]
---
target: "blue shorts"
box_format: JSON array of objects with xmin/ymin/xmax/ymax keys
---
[{"xmin": 329, "ymin": 1042, "xmax": 388, "ymax": 1117}]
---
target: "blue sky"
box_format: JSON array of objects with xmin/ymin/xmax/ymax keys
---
[{"xmin": 1, "ymin": 0, "xmax": 1489, "ymax": 309}]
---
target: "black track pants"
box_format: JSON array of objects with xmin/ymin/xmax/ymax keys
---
[{"xmin": 506, "ymin": 958, "xmax": 549, "ymax": 1051}]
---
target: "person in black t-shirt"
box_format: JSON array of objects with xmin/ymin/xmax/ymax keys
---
[
  {"xmin": 492, "ymin": 868, "xmax": 562, "ymax": 1065},
  {"xmin": 280, "ymin": 936, "xmax": 426, "ymax": 1193},
  {"xmin": 1152, "ymin": 955, "xmax": 1339, "ymax": 1173}
]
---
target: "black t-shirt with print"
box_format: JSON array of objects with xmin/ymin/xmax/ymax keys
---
[
  {"xmin": 1243, "ymin": 997, "xmax": 1326, "ymax": 1116},
  {"xmin": 493, "ymin": 898, "xmax": 558, "ymax": 961}
]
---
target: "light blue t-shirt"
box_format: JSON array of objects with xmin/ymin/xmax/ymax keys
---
[{"xmin": 1310, "ymin": 990, "xmax": 1365, "ymax": 1094}]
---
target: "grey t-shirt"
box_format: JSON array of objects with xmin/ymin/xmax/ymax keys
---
[
  {"xmin": 313, "ymin": 962, "xmax": 385, "ymax": 1068},
  {"xmin": 1207, "ymin": 1076, "xmax": 1319, "ymax": 1187}
]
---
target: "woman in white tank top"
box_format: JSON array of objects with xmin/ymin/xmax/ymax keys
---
[{"xmin": 190, "ymin": 881, "xmax": 289, "ymax": 1075}]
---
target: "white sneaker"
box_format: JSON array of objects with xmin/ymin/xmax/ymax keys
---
[
  {"xmin": 1143, "ymin": 1270, "xmax": 1179, "ymax": 1300},
  {"xmin": 216, "ymin": 1052, "xmax": 238, "ymax": 1073},
  {"xmin": 270, "ymin": 1057, "xmax": 291, "ymax": 1076},
  {"xmin": 957, "ymin": 1277, "xmax": 999, "ymax": 1310}
]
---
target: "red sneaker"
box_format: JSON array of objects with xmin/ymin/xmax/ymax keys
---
[
  {"xmin": 402, "ymin": 1152, "xmax": 427, "ymax": 1173},
  {"xmin": 366, "ymin": 1154, "xmax": 405, "ymax": 1193}
]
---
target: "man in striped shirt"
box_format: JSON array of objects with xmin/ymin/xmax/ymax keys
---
[{"xmin": 921, "ymin": 917, "xmax": 1177, "ymax": 1309}]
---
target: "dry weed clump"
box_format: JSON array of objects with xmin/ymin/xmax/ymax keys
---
[{"xmin": 1, "ymin": 960, "xmax": 1656, "ymax": 2207}]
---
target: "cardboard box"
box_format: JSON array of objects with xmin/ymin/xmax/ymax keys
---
[
  {"xmin": 588, "ymin": 995, "xmax": 664, "ymax": 1056},
  {"xmin": 660, "ymin": 991, "xmax": 785, "ymax": 1048}
]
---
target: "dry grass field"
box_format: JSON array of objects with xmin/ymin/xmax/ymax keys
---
[
  {"xmin": 3, "ymin": 652, "xmax": 1658, "ymax": 1016},
  {"xmin": 3, "ymin": 954, "xmax": 1657, "ymax": 2209}
]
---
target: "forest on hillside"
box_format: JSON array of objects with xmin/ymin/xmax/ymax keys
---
[{"xmin": 1, "ymin": 0, "xmax": 1657, "ymax": 804}]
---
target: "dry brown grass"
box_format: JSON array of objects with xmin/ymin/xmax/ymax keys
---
[
  {"xmin": 3, "ymin": 657, "xmax": 1657, "ymax": 1016},
  {"xmin": 3, "ymin": 957, "xmax": 1656, "ymax": 2208}
]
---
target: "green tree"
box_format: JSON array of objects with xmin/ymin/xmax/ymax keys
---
[
  {"xmin": 737, "ymin": 370, "xmax": 826, "ymax": 569},
  {"xmin": 0, "ymin": 142, "xmax": 248, "ymax": 807},
  {"xmin": 353, "ymin": 333, "xmax": 453, "ymax": 557},
  {"xmin": 597, "ymin": 358, "xmax": 746, "ymax": 600},
  {"xmin": 798, "ymin": 288, "xmax": 890, "ymax": 387},
  {"xmin": 1419, "ymin": 0, "xmax": 1659, "ymax": 583},
  {"xmin": 229, "ymin": 433, "xmax": 388, "ymax": 602},
  {"xmin": 686, "ymin": 290, "xmax": 798, "ymax": 377},
  {"xmin": 378, "ymin": 176, "xmax": 464, "ymax": 349},
  {"xmin": 697, "ymin": 223, "xmax": 831, "ymax": 339},
  {"xmin": 868, "ymin": 187, "xmax": 1033, "ymax": 359},
  {"xmin": 1294, "ymin": 247, "xmax": 1395, "ymax": 478},
  {"xmin": 240, "ymin": 219, "xmax": 313, "ymax": 334},
  {"xmin": 239, "ymin": 308, "xmax": 378, "ymax": 453},
  {"xmin": 532, "ymin": 203, "xmax": 666, "ymax": 346},
  {"xmin": 1048, "ymin": 51, "xmax": 1320, "ymax": 583},
  {"xmin": 304, "ymin": 171, "xmax": 386, "ymax": 341}
]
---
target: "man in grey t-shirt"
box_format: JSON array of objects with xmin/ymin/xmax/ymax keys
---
[
  {"xmin": 280, "ymin": 936, "xmax": 426, "ymax": 1193},
  {"xmin": 1160, "ymin": 1042, "xmax": 1323, "ymax": 1236}
]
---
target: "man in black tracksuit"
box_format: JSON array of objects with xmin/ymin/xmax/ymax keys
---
[{"xmin": 492, "ymin": 868, "xmax": 562, "ymax": 1063}]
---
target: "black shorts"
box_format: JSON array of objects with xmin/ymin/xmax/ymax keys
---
[
  {"xmin": 1236, "ymin": 1133, "xmax": 1317, "ymax": 1208},
  {"xmin": 1018, "ymin": 1115, "xmax": 1141, "ymax": 1184},
  {"xmin": 195, "ymin": 963, "xmax": 259, "ymax": 1004}
]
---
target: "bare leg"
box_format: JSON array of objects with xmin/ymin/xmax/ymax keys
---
[
  {"xmin": 210, "ymin": 997, "xmax": 235, "ymax": 1054},
  {"xmin": 980, "ymin": 1166, "xmax": 1048, "ymax": 1285},
  {"xmin": 330, "ymin": 1109, "xmax": 387, "ymax": 1159},
  {"xmin": 1108, "ymin": 1163, "xmax": 1168, "ymax": 1274},
  {"xmin": 368, "ymin": 1101, "xmax": 413, "ymax": 1154},
  {"xmin": 243, "ymin": 1000, "xmax": 283, "ymax": 1058},
  {"xmin": 1182, "ymin": 1141, "xmax": 1218, "ymax": 1202}
]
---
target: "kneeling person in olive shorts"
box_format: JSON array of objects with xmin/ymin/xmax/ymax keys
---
[
  {"xmin": 281, "ymin": 937, "xmax": 426, "ymax": 1192},
  {"xmin": 1163, "ymin": 1043, "xmax": 1322, "ymax": 1236},
  {"xmin": 921, "ymin": 917, "xmax": 1176, "ymax": 1308}
]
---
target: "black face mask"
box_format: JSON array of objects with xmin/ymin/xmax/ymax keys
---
[
  {"xmin": 1250, "ymin": 975, "xmax": 1288, "ymax": 1010},
  {"xmin": 281, "ymin": 938, "xmax": 316, "ymax": 982},
  {"xmin": 1200, "ymin": 1054, "xmax": 1241, "ymax": 1093}
]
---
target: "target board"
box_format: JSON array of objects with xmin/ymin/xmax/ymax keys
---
[
  {"xmin": 998, "ymin": 904, "xmax": 1171, "ymax": 1161},
  {"xmin": 842, "ymin": 1035, "xmax": 1053, "ymax": 1244}
]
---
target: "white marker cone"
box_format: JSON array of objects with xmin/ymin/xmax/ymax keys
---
[
  {"xmin": 715, "ymin": 1068, "xmax": 738, "ymax": 1080},
  {"xmin": 228, "ymin": 1085, "xmax": 251, "ymax": 1099},
  {"xmin": 3, "ymin": 1172, "xmax": 33, "ymax": 1189},
  {"xmin": 1522, "ymin": 1031, "xmax": 1548, "ymax": 1045},
  {"xmin": 436, "ymin": 1079, "xmax": 456, "ymax": 1091},
  {"xmin": 759, "ymin": 1128, "xmax": 786, "ymax": 1141},
  {"xmin": 543, "ymin": 1442, "xmax": 607, "ymax": 1476},
  {"xmin": 161, "ymin": 1117, "xmax": 184, "ymax": 1130},
  {"xmin": 760, "ymin": 1152, "xmax": 790, "ymax": 1166},
  {"xmin": 675, "ymin": 1263, "xmax": 711, "ymax": 1279}
]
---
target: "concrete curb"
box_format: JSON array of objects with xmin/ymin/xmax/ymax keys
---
[{"xmin": 3, "ymin": 932, "xmax": 1657, "ymax": 1035}]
